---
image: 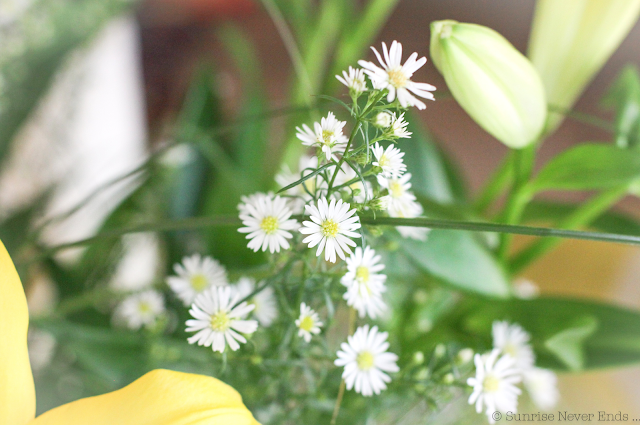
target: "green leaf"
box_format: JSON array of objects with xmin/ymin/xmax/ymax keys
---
[
  {"xmin": 544, "ymin": 316, "xmax": 598, "ymax": 371},
  {"xmin": 399, "ymin": 230, "xmax": 510, "ymax": 298},
  {"xmin": 458, "ymin": 297, "xmax": 640, "ymax": 370},
  {"xmin": 522, "ymin": 201, "xmax": 640, "ymax": 236},
  {"xmin": 531, "ymin": 143, "xmax": 640, "ymax": 191},
  {"xmin": 217, "ymin": 23, "xmax": 271, "ymax": 181},
  {"xmin": 601, "ymin": 65, "xmax": 640, "ymax": 149},
  {"xmin": 403, "ymin": 111, "xmax": 467, "ymax": 203}
]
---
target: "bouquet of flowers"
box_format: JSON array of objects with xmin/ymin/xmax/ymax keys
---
[{"xmin": 3, "ymin": 0, "xmax": 640, "ymax": 424}]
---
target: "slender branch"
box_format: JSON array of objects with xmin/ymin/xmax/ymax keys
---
[
  {"xmin": 509, "ymin": 185, "xmax": 628, "ymax": 274},
  {"xmin": 260, "ymin": 0, "xmax": 314, "ymax": 105},
  {"xmin": 21, "ymin": 215, "xmax": 640, "ymax": 268},
  {"xmin": 330, "ymin": 308, "xmax": 356, "ymax": 425}
]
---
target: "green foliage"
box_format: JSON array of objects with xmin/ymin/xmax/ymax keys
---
[
  {"xmin": 456, "ymin": 297, "xmax": 640, "ymax": 371},
  {"xmin": 601, "ymin": 65, "xmax": 640, "ymax": 149},
  {"xmin": 399, "ymin": 231, "xmax": 509, "ymax": 298},
  {"xmin": 530, "ymin": 143, "xmax": 640, "ymax": 191}
]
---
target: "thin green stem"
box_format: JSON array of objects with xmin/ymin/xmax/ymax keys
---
[
  {"xmin": 497, "ymin": 146, "xmax": 537, "ymax": 260},
  {"xmin": 474, "ymin": 151, "xmax": 514, "ymax": 214},
  {"xmin": 260, "ymin": 0, "xmax": 313, "ymax": 106},
  {"xmin": 328, "ymin": 121, "xmax": 362, "ymax": 191},
  {"xmin": 22, "ymin": 215, "xmax": 640, "ymax": 268},
  {"xmin": 509, "ymin": 185, "xmax": 629, "ymax": 274},
  {"xmin": 548, "ymin": 104, "xmax": 614, "ymax": 133}
]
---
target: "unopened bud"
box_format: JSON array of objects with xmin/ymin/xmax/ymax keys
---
[
  {"xmin": 374, "ymin": 111, "xmax": 392, "ymax": 128},
  {"xmin": 456, "ymin": 348, "xmax": 474, "ymax": 364},
  {"xmin": 430, "ymin": 20, "xmax": 547, "ymax": 149}
]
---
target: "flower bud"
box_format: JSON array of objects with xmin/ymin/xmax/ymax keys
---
[
  {"xmin": 528, "ymin": 0, "xmax": 640, "ymax": 134},
  {"xmin": 374, "ymin": 111, "xmax": 392, "ymax": 128},
  {"xmin": 430, "ymin": 20, "xmax": 547, "ymax": 149}
]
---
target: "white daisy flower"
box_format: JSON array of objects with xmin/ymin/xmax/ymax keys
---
[
  {"xmin": 299, "ymin": 197, "xmax": 361, "ymax": 263},
  {"xmin": 275, "ymin": 155, "xmax": 325, "ymax": 214},
  {"xmin": 358, "ymin": 40, "xmax": 436, "ymax": 109},
  {"xmin": 185, "ymin": 286, "xmax": 258, "ymax": 353},
  {"xmin": 371, "ymin": 142, "xmax": 406, "ymax": 179},
  {"xmin": 295, "ymin": 302, "xmax": 323, "ymax": 342},
  {"xmin": 374, "ymin": 111, "xmax": 392, "ymax": 128},
  {"xmin": 334, "ymin": 325, "xmax": 399, "ymax": 396},
  {"xmin": 234, "ymin": 276, "xmax": 278, "ymax": 327},
  {"xmin": 523, "ymin": 368, "xmax": 559, "ymax": 411},
  {"xmin": 468, "ymin": 349, "xmax": 522, "ymax": 423},
  {"xmin": 167, "ymin": 254, "xmax": 228, "ymax": 306},
  {"xmin": 238, "ymin": 193, "xmax": 299, "ymax": 254},
  {"xmin": 389, "ymin": 112, "xmax": 412, "ymax": 138},
  {"xmin": 112, "ymin": 290, "xmax": 165, "ymax": 331},
  {"xmin": 341, "ymin": 246, "xmax": 387, "ymax": 319},
  {"xmin": 336, "ymin": 66, "xmax": 367, "ymax": 94},
  {"xmin": 377, "ymin": 173, "xmax": 416, "ymax": 210},
  {"xmin": 237, "ymin": 191, "xmax": 273, "ymax": 214},
  {"xmin": 296, "ymin": 112, "xmax": 348, "ymax": 161},
  {"xmin": 492, "ymin": 321, "xmax": 536, "ymax": 372}
]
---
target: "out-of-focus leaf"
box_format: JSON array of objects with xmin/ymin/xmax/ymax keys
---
[
  {"xmin": 399, "ymin": 230, "xmax": 510, "ymax": 298},
  {"xmin": 217, "ymin": 23, "xmax": 271, "ymax": 182},
  {"xmin": 328, "ymin": 0, "xmax": 401, "ymax": 91},
  {"xmin": 601, "ymin": 65, "xmax": 640, "ymax": 149},
  {"xmin": 457, "ymin": 297, "xmax": 640, "ymax": 371},
  {"xmin": 403, "ymin": 112, "xmax": 467, "ymax": 203},
  {"xmin": 544, "ymin": 316, "xmax": 598, "ymax": 371},
  {"xmin": 530, "ymin": 143, "xmax": 640, "ymax": 191},
  {"xmin": 522, "ymin": 201, "xmax": 640, "ymax": 236}
]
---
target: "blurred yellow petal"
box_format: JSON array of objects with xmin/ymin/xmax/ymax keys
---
[
  {"xmin": 0, "ymin": 240, "xmax": 36, "ymax": 425},
  {"xmin": 30, "ymin": 369, "xmax": 260, "ymax": 425},
  {"xmin": 529, "ymin": 0, "xmax": 640, "ymax": 133}
]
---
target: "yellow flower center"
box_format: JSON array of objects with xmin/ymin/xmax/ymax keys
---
[
  {"xmin": 210, "ymin": 311, "xmax": 231, "ymax": 332},
  {"xmin": 356, "ymin": 266, "xmax": 370, "ymax": 284},
  {"xmin": 321, "ymin": 130, "xmax": 335, "ymax": 146},
  {"xmin": 483, "ymin": 375, "xmax": 500, "ymax": 392},
  {"xmin": 503, "ymin": 344, "xmax": 517, "ymax": 358},
  {"xmin": 299, "ymin": 315, "xmax": 314, "ymax": 332},
  {"xmin": 378, "ymin": 154, "xmax": 390, "ymax": 168},
  {"xmin": 388, "ymin": 68, "xmax": 408, "ymax": 89},
  {"xmin": 321, "ymin": 219, "xmax": 339, "ymax": 237},
  {"xmin": 389, "ymin": 181, "xmax": 404, "ymax": 198},
  {"xmin": 260, "ymin": 216, "xmax": 279, "ymax": 235},
  {"xmin": 190, "ymin": 274, "xmax": 209, "ymax": 291},
  {"xmin": 138, "ymin": 302, "xmax": 151, "ymax": 314},
  {"xmin": 356, "ymin": 351, "xmax": 375, "ymax": 371}
]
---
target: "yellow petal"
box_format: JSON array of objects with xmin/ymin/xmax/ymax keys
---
[
  {"xmin": 0, "ymin": 240, "xmax": 36, "ymax": 425},
  {"xmin": 30, "ymin": 369, "xmax": 260, "ymax": 425}
]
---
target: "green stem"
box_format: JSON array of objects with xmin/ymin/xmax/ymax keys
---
[
  {"xmin": 328, "ymin": 121, "xmax": 362, "ymax": 191},
  {"xmin": 23, "ymin": 215, "xmax": 640, "ymax": 267},
  {"xmin": 509, "ymin": 185, "xmax": 628, "ymax": 274},
  {"xmin": 497, "ymin": 146, "xmax": 537, "ymax": 260},
  {"xmin": 474, "ymin": 151, "xmax": 514, "ymax": 214},
  {"xmin": 260, "ymin": 0, "xmax": 313, "ymax": 106}
]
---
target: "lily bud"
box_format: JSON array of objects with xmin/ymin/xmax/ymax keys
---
[
  {"xmin": 528, "ymin": 0, "xmax": 640, "ymax": 134},
  {"xmin": 430, "ymin": 20, "xmax": 547, "ymax": 149}
]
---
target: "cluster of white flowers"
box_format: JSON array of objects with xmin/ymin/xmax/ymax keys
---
[
  {"xmin": 230, "ymin": 40, "xmax": 438, "ymax": 396},
  {"xmin": 468, "ymin": 321, "xmax": 560, "ymax": 423},
  {"xmin": 117, "ymin": 254, "xmax": 278, "ymax": 354}
]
